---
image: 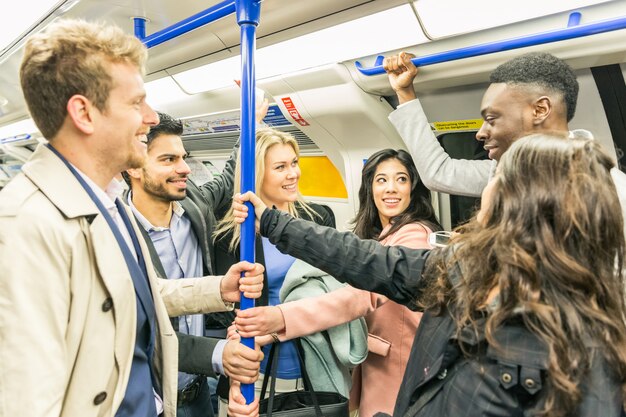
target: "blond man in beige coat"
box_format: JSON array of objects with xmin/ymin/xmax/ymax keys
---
[{"xmin": 0, "ymin": 19, "xmax": 263, "ymax": 417}]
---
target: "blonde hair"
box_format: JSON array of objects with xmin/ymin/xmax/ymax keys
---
[
  {"xmin": 20, "ymin": 18, "xmax": 148, "ymax": 140},
  {"xmin": 214, "ymin": 127, "xmax": 319, "ymax": 251}
]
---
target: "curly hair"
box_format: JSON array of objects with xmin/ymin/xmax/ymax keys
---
[
  {"xmin": 421, "ymin": 134, "xmax": 626, "ymax": 417},
  {"xmin": 489, "ymin": 52, "xmax": 579, "ymax": 122}
]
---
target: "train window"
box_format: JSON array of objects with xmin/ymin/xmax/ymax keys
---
[
  {"xmin": 0, "ymin": 154, "xmax": 22, "ymax": 189},
  {"xmin": 437, "ymin": 131, "xmax": 488, "ymax": 228}
]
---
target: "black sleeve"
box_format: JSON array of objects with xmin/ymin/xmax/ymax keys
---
[
  {"xmin": 318, "ymin": 204, "xmax": 336, "ymax": 228},
  {"xmin": 306, "ymin": 202, "xmax": 336, "ymax": 228},
  {"xmin": 260, "ymin": 209, "xmax": 431, "ymax": 306},
  {"xmin": 177, "ymin": 332, "xmax": 219, "ymax": 378},
  {"xmin": 195, "ymin": 141, "xmax": 239, "ymax": 213}
]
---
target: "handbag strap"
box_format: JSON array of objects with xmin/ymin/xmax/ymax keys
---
[
  {"xmin": 260, "ymin": 342, "xmax": 279, "ymax": 400},
  {"xmin": 262, "ymin": 339, "xmax": 325, "ymax": 417},
  {"xmin": 293, "ymin": 338, "xmax": 323, "ymax": 416},
  {"xmin": 266, "ymin": 342, "xmax": 281, "ymax": 415}
]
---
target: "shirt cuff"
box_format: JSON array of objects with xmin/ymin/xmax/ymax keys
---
[
  {"xmin": 397, "ymin": 99, "xmax": 415, "ymax": 109},
  {"xmin": 212, "ymin": 339, "xmax": 228, "ymax": 375}
]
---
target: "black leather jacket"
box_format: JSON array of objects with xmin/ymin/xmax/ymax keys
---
[{"xmin": 259, "ymin": 208, "xmax": 624, "ymax": 417}]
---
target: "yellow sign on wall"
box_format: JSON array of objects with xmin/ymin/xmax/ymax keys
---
[
  {"xmin": 298, "ymin": 156, "xmax": 347, "ymax": 199},
  {"xmin": 431, "ymin": 119, "xmax": 483, "ymax": 131}
]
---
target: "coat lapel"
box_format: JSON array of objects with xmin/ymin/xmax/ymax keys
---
[
  {"xmin": 21, "ymin": 144, "xmax": 179, "ymax": 415},
  {"xmin": 180, "ymin": 197, "xmax": 213, "ymax": 275},
  {"xmin": 21, "ymin": 144, "xmax": 99, "ymax": 219},
  {"xmin": 86, "ymin": 214, "xmax": 137, "ymax": 382}
]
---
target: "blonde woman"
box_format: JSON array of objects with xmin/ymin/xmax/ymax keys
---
[{"xmin": 213, "ymin": 127, "xmax": 335, "ymax": 415}]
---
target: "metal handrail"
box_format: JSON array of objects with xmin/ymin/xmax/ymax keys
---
[
  {"xmin": 355, "ymin": 12, "xmax": 626, "ymax": 76},
  {"xmin": 133, "ymin": 0, "xmax": 236, "ymax": 47}
]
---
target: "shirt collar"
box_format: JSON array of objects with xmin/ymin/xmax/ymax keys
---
[
  {"xmin": 72, "ymin": 163, "xmax": 118, "ymax": 212},
  {"xmin": 108, "ymin": 177, "xmax": 128, "ymax": 200},
  {"xmin": 172, "ymin": 200, "xmax": 185, "ymax": 218}
]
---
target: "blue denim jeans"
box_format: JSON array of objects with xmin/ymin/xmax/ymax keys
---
[
  {"xmin": 177, "ymin": 378, "xmax": 214, "ymax": 417},
  {"xmin": 207, "ymin": 377, "xmax": 219, "ymax": 414}
]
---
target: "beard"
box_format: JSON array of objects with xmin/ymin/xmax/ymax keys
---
[
  {"xmin": 125, "ymin": 140, "xmax": 148, "ymax": 170},
  {"xmin": 141, "ymin": 170, "xmax": 187, "ymax": 202},
  {"xmin": 126, "ymin": 152, "xmax": 146, "ymax": 170}
]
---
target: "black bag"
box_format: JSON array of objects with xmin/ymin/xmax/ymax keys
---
[{"xmin": 259, "ymin": 339, "xmax": 349, "ymax": 417}]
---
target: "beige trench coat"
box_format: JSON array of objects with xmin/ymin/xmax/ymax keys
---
[{"xmin": 0, "ymin": 144, "xmax": 232, "ymax": 417}]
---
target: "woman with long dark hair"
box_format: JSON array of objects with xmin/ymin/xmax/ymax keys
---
[
  {"xmin": 233, "ymin": 148, "xmax": 441, "ymax": 416},
  {"xmin": 350, "ymin": 148, "xmax": 440, "ymax": 240},
  {"xmin": 232, "ymin": 135, "xmax": 626, "ymax": 417}
]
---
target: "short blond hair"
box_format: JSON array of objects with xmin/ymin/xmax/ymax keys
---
[{"xmin": 20, "ymin": 18, "xmax": 148, "ymax": 139}]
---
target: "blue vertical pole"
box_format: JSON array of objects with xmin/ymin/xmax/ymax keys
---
[
  {"xmin": 235, "ymin": 0, "xmax": 261, "ymax": 404},
  {"xmin": 133, "ymin": 17, "xmax": 147, "ymax": 40}
]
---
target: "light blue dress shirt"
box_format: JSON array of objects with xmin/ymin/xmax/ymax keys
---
[{"xmin": 129, "ymin": 196, "xmax": 204, "ymax": 388}]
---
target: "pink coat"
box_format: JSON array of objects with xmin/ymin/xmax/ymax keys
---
[{"xmin": 277, "ymin": 223, "xmax": 432, "ymax": 417}]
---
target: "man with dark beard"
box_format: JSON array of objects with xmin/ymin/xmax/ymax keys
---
[{"xmin": 124, "ymin": 111, "xmax": 262, "ymax": 417}]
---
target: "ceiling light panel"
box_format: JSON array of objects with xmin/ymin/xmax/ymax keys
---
[
  {"xmin": 0, "ymin": 118, "xmax": 38, "ymax": 141},
  {"xmin": 145, "ymin": 76, "xmax": 191, "ymax": 109},
  {"xmin": 172, "ymin": 5, "xmax": 426, "ymax": 94},
  {"xmin": 413, "ymin": 0, "xmax": 614, "ymax": 38},
  {"xmin": 0, "ymin": 0, "xmax": 62, "ymax": 53}
]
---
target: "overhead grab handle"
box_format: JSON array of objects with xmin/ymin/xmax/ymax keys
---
[{"xmin": 355, "ymin": 13, "xmax": 626, "ymax": 76}]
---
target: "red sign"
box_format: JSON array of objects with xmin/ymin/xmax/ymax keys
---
[{"xmin": 281, "ymin": 97, "xmax": 310, "ymax": 126}]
